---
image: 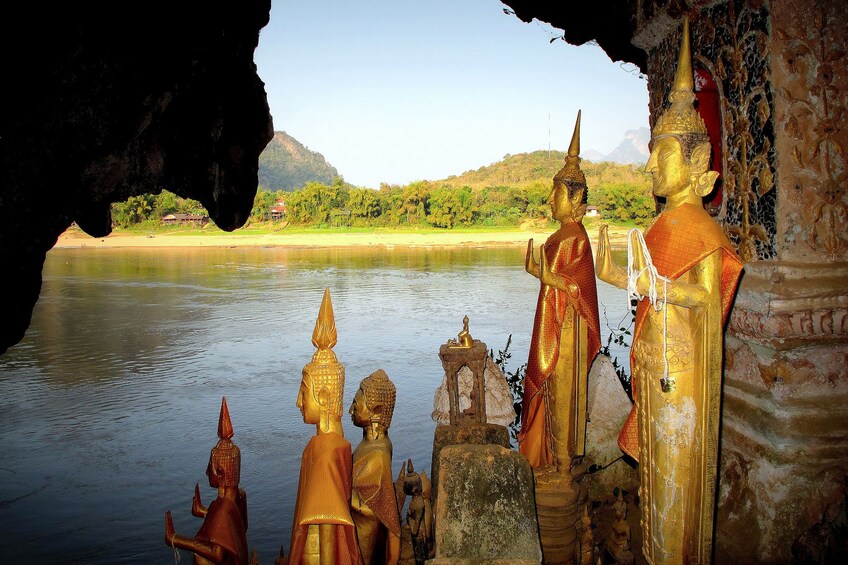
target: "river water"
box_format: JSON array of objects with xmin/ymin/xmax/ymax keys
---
[{"xmin": 0, "ymin": 245, "xmax": 630, "ymax": 564}]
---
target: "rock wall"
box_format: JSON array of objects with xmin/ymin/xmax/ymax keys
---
[{"xmin": 0, "ymin": 1, "xmax": 274, "ymax": 354}]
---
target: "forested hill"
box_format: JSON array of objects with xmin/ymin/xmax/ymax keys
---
[
  {"xmin": 438, "ymin": 150, "xmax": 649, "ymax": 192},
  {"xmin": 258, "ymin": 131, "xmax": 339, "ymax": 191}
]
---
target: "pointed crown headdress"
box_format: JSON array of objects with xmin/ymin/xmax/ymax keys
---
[
  {"xmin": 360, "ymin": 368, "xmax": 396, "ymax": 429},
  {"xmin": 652, "ymin": 17, "xmax": 708, "ymax": 140},
  {"xmin": 303, "ymin": 288, "xmax": 345, "ymax": 417},
  {"xmin": 553, "ymin": 110, "xmax": 586, "ymax": 186},
  {"xmin": 209, "ymin": 396, "xmax": 240, "ymax": 487}
]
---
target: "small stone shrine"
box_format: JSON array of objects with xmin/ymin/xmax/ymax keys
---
[
  {"xmin": 428, "ymin": 316, "xmax": 541, "ymax": 563},
  {"xmin": 438, "ymin": 315, "xmax": 488, "ymax": 425}
]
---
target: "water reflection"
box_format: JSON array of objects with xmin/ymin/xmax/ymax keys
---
[{"xmin": 0, "ymin": 245, "xmax": 629, "ymax": 563}]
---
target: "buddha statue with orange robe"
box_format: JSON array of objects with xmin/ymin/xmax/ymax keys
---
[
  {"xmin": 165, "ymin": 396, "xmax": 250, "ymax": 565},
  {"xmin": 596, "ymin": 18, "xmax": 743, "ymax": 564},
  {"xmin": 350, "ymin": 369, "xmax": 402, "ymax": 564},
  {"xmin": 288, "ymin": 288, "xmax": 363, "ymax": 565},
  {"xmin": 519, "ymin": 110, "xmax": 601, "ymax": 474}
]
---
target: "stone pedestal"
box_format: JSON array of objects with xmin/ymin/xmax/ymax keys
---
[
  {"xmin": 533, "ymin": 467, "xmax": 587, "ymax": 564},
  {"xmin": 430, "ymin": 423, "xmax": 510, "ymax": 510},
  {"xmin": 431, "ymin": 444, "xmax": 541, "ymax": 563}
]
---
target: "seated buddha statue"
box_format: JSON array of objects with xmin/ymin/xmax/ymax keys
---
[
  {"xmin": 350, "ymin": 369, "xmax": 402, "ymax": 564},
  {"xmin": 165, "ymin": 396, "xmax": 250, "ymax": 564},
  {"xmin": 287, "ymin": 288, "xmax": 363, "ymax": 565},
  {"xmin": 456, "ymin": 315, "xmax": 473, "ymax": 348}
]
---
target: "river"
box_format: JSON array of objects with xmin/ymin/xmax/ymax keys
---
[{"xmin": 0, "ymin": 245, "xmax": 631, "ymax": 563}]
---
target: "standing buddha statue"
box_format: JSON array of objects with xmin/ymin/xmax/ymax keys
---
[
  {"xmin": 165, "ymin": 396, "xmax": 250, "ymax": 564},
  {"xmin": 595, "ymin": 17, "xmax": 743, "ymax": 564},
  {"xmin": 350, "ymin": 369, "xmax": 402, "ymax": 564},
  {"xmin": 519, "ymin": 110, "xmax": 602, "ymax": 474},
  {"xmin": 288, "ymin": 288, "xmax": 363, "ymax": 565}
]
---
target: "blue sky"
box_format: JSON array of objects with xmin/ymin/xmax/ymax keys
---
[{"xmin": 255, "ymin": 0, "xmax": 649, "ymax": 188}]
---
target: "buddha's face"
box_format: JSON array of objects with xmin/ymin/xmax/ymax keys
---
[
  {"xmin": 548, "ymin": 182, "xmax": 573, "ymax": 222},
  {"xmin": 646, "ymin": 136, "xmax": 691, "ymax": 198},
  {"xmin": 296, "ymin": 371, "xmax": 321, "ymax": 425},
  {"xmin": 349, "ymin": 387, "xmax": 372, "ymax": 428}
]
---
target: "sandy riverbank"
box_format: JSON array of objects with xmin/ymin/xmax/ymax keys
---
[{"xmin": 54, "ymin": 225, "xmax": 633, "ymax": 249}]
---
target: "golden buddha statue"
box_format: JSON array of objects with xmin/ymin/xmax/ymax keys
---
[
  {"xmin": 455, "ymin": 315, "xmax": 473, "ymax": 348},
  {"xmin": 350, "ymin": 369, "xmax": 402, "ymax": 564},
  {"xmin": 399, "ymin": 459, "xmax": 433, "ymax": 564},
  {"xmin": 518, "ymin": 110, "xmax": 602, "ymax": 473},
  {"xmin": 596, "ymin": 18, "xmax": 743, "ymax": 564},
  {"xmin": 576, "ymin": 505, "xmax": 595, "ymax": 565},
  {"xmin": 165, "ymin": 396, "xmax": 250, "ymax": 564},
  {"xmin": 288, "ymin": 288, "xmax": 363, "ymax": 565}
]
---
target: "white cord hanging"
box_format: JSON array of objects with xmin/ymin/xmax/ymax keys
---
[{"xmin": 626, "ymin": 228, "xmax": 672, "ymax": 388}]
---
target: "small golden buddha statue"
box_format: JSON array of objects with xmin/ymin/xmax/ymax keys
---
[
  {"xmin": 350, "ymin": 369, "xmax": 402, "ymax": 564},
  {"xmin": 455, "ymin": 315, "xmax": 473, "ymax": 348},
  {"xmin": 288, "ymin": 288, "xmax": 363, "ymax": 565},
  {"xmin": 596, "ymin": 17, "xmax": 743, "ymax": 564},
  {"xmin": 605, "ymin": 488, "xmax": 633, "ymax": 564},
  {"xmin": 400, "ymin": 460, "xmax": 433, "ymax": 564},
  {"xmin": 519, "ymin": 110, "xmax": 602, "ymax": 473},
  {"xmin": 165, "ymin": 396, "xmax": 250, "ymax": 564},
  {"xmin": 576, "ymin": 505, "xmax": 595, "ymax": 565}
]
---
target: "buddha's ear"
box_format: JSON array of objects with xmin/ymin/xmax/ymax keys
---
[
  {"xmin": 370, "ymin": 403, "xmax": 384, "ymax": 424},
  {"xmin": 689, "ymin": 142, "xmax": 711, "ymax": 175},
  {"xmin": 317, "ymin": 386, "xmax": 329, "ymax": 408},
  {"xmin": 571, "ymin": 187, "xmax": 588, "ymax": 219},
  {"xmin": 695, "ymin": 170, "xmax": 720, "ymax": 197}
]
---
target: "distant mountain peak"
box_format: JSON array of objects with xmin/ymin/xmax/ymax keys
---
[
  {"xmin": 258, "ymin": 131, "xmax": 339, "ymax": 192},
  {"xmin": 585, "ymin": 126, "xmax": 650, "ymax": 165}
]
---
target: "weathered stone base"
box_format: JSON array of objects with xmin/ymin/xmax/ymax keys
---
[
  {"xmin": 433, "ymin": 444, "xmax": 541, "ymax": 561},
  {"xmin": 534, "ymin": 466, "xmax": 587, "ymax": 564},
  {"xmin": 430, "ymin": 423, "xmax": 510, "ymax": 505}
]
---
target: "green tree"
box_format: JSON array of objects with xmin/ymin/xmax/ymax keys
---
[
  {"xmin": 111, "ymin": 194, "xmax": 156, "ymax": 227},
  {"xmin": 378, "ymin": 184, "xmax": 405, "ymax": 225},
  {"xmin": 250, "ymin": 190, "xmax": 277, "ymax": 221},
  {"xmin": 285, "ymin": 179, "xmax": 347, "ymax": 225},
  {"xmin": 347, "ymin": 188, "xmax": 382, "ymax": 220},
  {"xmin": 402, "ymin": 181, "xmax": 431, "ymax": 225},
  {"xmin": 426, "ymin": 186, "xmax": 475, "ymax": 228}
]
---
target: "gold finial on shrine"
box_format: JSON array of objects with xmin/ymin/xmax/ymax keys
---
[
  {"xmin": 652, "ymin": 17, "xmax": 708, "ymax": 138},
  {"xmin": 554, "ymin": 110, "xmax": 586, "ymax": 186}
]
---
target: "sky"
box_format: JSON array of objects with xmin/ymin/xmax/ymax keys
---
[{"xmin": 254, "ymin": 0, "xmax": 649, "ymax": 188}]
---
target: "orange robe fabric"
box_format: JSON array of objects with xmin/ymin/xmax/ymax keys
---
[
  {"xmin": 195, "ymin": 497, "xmax": 249, "ymax": 565},
  {"xmin": 288, "ymin": 432, "xmax": 363, "ymax": 565},
  {"xmin": 617, "ymin": 203, "xmax": 743, "ymax": 457},
  {"xmin": 519, "ymin": 221, "xmax": 601, "ymax": 467},
  {"xmin": 352, "ymin": 443, "xmax": 402, "ymax": 563}
]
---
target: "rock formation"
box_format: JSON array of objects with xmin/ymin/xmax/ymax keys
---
[{"xmin": 0, "ymin": 0, "xmax": 274, "ymax": 354}]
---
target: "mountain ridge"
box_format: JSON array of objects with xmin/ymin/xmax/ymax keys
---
[{"xmin": 258, "ymin": 131, "xmax": 339, "ymax": 191}]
